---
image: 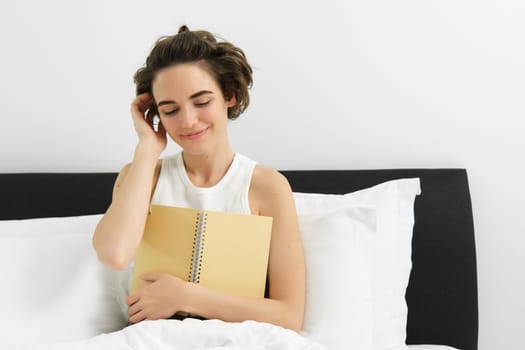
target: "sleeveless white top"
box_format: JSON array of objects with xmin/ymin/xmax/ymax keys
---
[{"xmin": 151, "ymin": 152, "xmax": 256, "ymax": 215}]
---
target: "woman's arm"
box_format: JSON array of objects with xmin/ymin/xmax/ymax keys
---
[
  {"xmin": 92, "ymin": 150, "xmax": 160, "ymax": 270},
  {"xmin": 126, "ymin": 167, "xmax": 306, "ymax": 331},
  {"xmin": 92, "ymin": 93, "xmax": 166, "ymax": 270}
]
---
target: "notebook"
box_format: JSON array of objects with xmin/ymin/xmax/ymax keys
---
[{"xmin": 130, "ymin": 205, "xmax": 273, "ymax": 299}]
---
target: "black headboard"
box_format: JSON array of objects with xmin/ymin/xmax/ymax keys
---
[{"xmin": 0, "ymin": 169, "xmax": 478, "ymax": 350}]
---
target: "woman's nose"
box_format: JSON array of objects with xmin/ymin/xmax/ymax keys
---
[{"xmin": 179, "ymin": 108, "xmax": 198, "ymax": 128}]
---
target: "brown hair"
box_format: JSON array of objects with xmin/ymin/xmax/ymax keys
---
[{"xmin": 133, "ymin": 25, "xmax": 253, "ymax": 120}]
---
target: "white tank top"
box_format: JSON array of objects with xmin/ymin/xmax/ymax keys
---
[{"xmin": 151, "ymin": 152, "xmax": 256, "ymax": 215}]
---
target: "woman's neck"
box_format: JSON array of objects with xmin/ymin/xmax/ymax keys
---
[{"xmin": 181, "ymin": 145, "xmax": 235, "ymax": 188}]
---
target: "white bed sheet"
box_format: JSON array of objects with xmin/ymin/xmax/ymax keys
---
[{"xmin": 8, "ymin": 318, "xmax": 325, "ymax": 350}]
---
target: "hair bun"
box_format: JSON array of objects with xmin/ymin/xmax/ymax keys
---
[{"xmin": 178, "ymin": 25, "xmax": 190, "ymax": 34}]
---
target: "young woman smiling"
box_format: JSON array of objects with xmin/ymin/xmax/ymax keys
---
[{"xmin": 92, "ymin": 25, "xmax": 305, "ymax": 332}]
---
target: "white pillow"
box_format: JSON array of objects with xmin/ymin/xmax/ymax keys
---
[
  {"xmin": 298, "ymin": 206, "xmax": 376, "ymax": 349},
  {"xmin": 0, "ymin": 215, "xmax": 129, "ymax": 345},
  {"xmin": 295, "ymin": 178, "xmax": 421, "ymax": 350},
  {"xmin": 408, "ymin": 345, "xmax": 461, "ymax": 350}
]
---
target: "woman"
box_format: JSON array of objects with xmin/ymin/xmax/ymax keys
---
[{"xmin": 92, "ymin": 25, "xmax": 305, "ymax": 332}]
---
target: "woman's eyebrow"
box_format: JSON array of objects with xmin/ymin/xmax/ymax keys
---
[{"xmin": 157, "ymin": 90, "xmax": 214, "ymax": 107}]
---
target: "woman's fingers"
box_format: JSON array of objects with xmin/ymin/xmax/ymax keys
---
[
  {"xmin": 157, "ymin": 118, "xmax": 166, "ymax": 135},
  {"xmin": 128, "ymin": 301, "xmax": 141, "ymax": 318},
  {"xmin": 131, "ymin": 92, "xmax": 155, "ymax": 118},
  {"xmin": 129, "ymin": 309, "xmax": 147, "ymax": 324},
  {"xmin": 130, "ymin": 94, "xmax": 156, "ymax": 132},
  {"xmin": 129, "ymin": 93, "xmax": 167, "ymax": 154},
  {"xmin": 127, "ymin": 296, "xmax": 148, "ymax": 323},
  {"xmin": 145, "ymin": 105, "xmax": 157, "ymax": 128},
  {"xmin": 134, "ymin": 92, "xmax": 154, "ymax": 107},
  {"xmin": 126, "ymin": 292, "xmax": 140, "ymax": 306}
]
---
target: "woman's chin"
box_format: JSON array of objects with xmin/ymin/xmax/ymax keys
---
[{"xmin": 180, "ymin": 143, "xmax": 212, "ymax": 157}]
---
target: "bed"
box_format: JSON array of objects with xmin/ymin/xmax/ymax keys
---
[{"xmin": 0, "ymin": 169, "xmax": 478, "ymax": 350}]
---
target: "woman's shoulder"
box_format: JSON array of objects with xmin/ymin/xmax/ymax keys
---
[
  {"xmin": 250, "ymin": 164, "xmax": 297, "ymax": 219},
  {"xmin": 251, "ymin": 164, "xmax": 292, "ymax": 197}
]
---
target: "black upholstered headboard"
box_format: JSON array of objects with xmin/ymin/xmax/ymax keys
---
[{"xmin": 0, "ymin": 169, "xmax": 478, "ymax": 350}]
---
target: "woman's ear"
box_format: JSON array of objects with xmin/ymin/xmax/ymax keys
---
[{"xmin": 226, "ymin": 94, "xmax": 237, "ymax": 108}]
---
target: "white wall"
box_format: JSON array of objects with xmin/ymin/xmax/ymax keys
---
[{"xmin": 2, "ymin": 1, "xmax": 524, "ymax": 348}]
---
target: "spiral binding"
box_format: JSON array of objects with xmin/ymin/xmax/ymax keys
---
[
  {"xmin": 190, "ymin": 211, "xmax": 207, "ymax": 283},
  {"xmin": 188, "ymin": 214, "xmax": 199, "ymax": 282},
  {"xmin": 196, "ymin": 213, "xmax": 207, "ymax": 284}
]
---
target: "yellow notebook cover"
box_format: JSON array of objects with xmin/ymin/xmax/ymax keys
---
[{"xmin": 130, "ymin": 205, "xmax": 273, "ymax": 299}]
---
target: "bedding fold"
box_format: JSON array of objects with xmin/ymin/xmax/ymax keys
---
[{"xmin": 26, "ymin": 318, "xmax": 326, "ymax": 350}]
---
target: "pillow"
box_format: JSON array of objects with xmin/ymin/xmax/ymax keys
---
[
  {"xmin": 295, "ymin": 178, "xmax": 421, "ymax": 350},
  {"xmin": 298, "ymin": 206, "xmax": 376, "ymax": 349},
  {"xmin": 0, "ymin": 215, "xmax": 129, "ymax": 345},
  {"xmin": 407, "ymin": 346, "xmax": 461, "ymax": 350}
]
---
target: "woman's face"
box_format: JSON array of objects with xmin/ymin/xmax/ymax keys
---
[{"xmin": 152, "ymin": 62, "xmax": 235, "ymax": 155}]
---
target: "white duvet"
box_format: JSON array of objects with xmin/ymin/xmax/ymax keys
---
[{"xmin": 25, "ymin": 318, "xmax": 325, "ymax": 350}]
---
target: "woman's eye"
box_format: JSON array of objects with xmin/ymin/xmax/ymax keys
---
[
  {"xmin": 195, "ymin": 101, "xmax": 210, "ymax": 107},
  {"xmin": 162, "ymin": 101, "xmax": 209, "ymax": 116},
  {"xmin": 164, "ymin": 109, "xmax": 179, "ymax": 116}
]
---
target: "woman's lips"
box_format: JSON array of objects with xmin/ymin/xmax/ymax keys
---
[{"xmin": 181, "ymin": 127, "xmax": 209, "ymax": 140}]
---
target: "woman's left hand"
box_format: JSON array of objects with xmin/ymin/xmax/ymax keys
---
[{"xmin": 126, "ymin": 272, "xmax": 190, "ymax": 323}]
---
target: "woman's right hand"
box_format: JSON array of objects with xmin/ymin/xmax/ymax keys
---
[{"xmin": 131, "ymin": 92, "xmax": 167, "ymax": 156}]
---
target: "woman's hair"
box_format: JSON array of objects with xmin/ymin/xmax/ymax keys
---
[{"xmin": 133, "ymin": 25, "xmax": 253, "ymax": 120}]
